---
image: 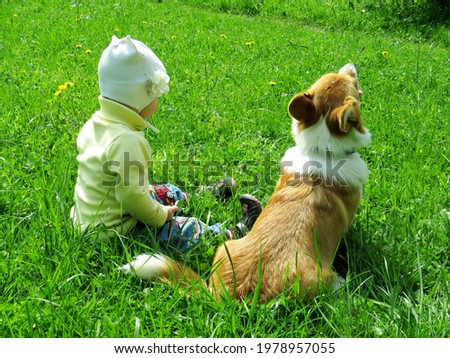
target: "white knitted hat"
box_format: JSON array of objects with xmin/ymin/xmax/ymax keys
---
[{"xmin": 98, "ymin": 35, "xmax": 170, "ymax": 112}]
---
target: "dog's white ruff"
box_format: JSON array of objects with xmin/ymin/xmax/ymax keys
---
[
  {"xmin": 291, "ymin": 116, "xmax": 371, "ymax": 157},
  {"xmin": 282, "ymin": 116, "xmax": 371, "ymax": 187}
]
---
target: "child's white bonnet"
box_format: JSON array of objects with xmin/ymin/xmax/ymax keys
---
[{"xmin": 98, "ymin": 35, "xmax": 169, "ymax": 111}]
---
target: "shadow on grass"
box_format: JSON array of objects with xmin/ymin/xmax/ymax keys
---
[{"xmin": 337, "ymin": 221, "xmax": 421, "ymax": 302}]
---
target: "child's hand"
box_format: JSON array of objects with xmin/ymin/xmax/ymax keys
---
[{"xmin": 166, "ymin": 206, "xmax": 179, "ymax": 222}]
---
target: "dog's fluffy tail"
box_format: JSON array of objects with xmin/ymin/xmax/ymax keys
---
[{"xmin": 119, "ymin": 253, "xmax": 204, "ymax": 288}]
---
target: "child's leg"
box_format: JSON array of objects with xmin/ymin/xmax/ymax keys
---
[
  {"xmin": 158, "ymin": 217, "xmax": 202, "ymax": 252},
  {"xmin": 156, "ymin": 193, "xmax": 263, "ymax": 251},
  {"xmin": 157, "ymin": 217, "xmax": 234, "ymax": 252},
  {"xmin": 204, "ymin": 222, "xmax": 235, "ymax": 240}
]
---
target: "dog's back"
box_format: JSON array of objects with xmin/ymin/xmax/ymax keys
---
[{"xmin": 210, "ymin": 171, "xmax": 362, "ymax": 302}]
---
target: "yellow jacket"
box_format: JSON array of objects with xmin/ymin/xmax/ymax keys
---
[{"xmin": 70, "ymin": 97, "xmax": 168, "ymax": 237}]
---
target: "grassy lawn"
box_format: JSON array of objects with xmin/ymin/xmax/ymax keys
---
[{"xmin": 1, "ymin": 0, "xmax": 449, "ymax": 337}]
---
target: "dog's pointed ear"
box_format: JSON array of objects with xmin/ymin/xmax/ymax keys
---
[
  {"xmin": 328, "ymin": 96, "xmax": 362, "ymax": 134},
  {"xmin": 338, "ymin": 63, "xmax": 358, "ymax": 80},
  {"xmin": 288, "ymin": 92, "xmax": 319, "ymax": 125}
]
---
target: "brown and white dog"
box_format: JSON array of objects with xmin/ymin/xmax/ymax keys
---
[{"xmin": 121, "ymin": 63, "xmax": 371, "ymax": 303}]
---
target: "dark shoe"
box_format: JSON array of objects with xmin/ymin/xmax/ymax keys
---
[
  {"xmin": 235, "ymin": 194, "xmax": 262, "ymax": 238},
  {"xmin": 196, "ymin": 176, "xmax": 237, "ymax": 200}
]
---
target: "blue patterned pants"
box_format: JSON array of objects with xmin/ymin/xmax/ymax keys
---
[{"xmin": 146, "ymin": 184, "xmax": 232, "ymax": 252}]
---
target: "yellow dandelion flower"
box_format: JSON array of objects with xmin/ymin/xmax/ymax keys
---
[
  {"xmin": 382, "ymin": 51, "xmax": 389, "ymax": 57},
  {"xmin": 269, "ymin": 81, "xmax": 277, "ymax": 86},
  {"xmin": 245, "ymin": 41, "xmax": 255, "ymax": 46},
  {"xmin": 220, "ymin": 34, "xmax": 227, "ymax": 40},
  {"xmin": 85, "ymin": 49, "xmax": 92, "ymax": 55},
  {"xmin": 54, "ymin": 90, "xmax": 63, "ymax": 97},
  {"xmin": 171, "ymin": 35, "xmax": 177, "ymax": 40}
]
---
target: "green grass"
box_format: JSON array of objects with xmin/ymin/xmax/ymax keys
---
[{"xmin": 1, "ymin": 0, "xmax": 449, "ymax": 338}]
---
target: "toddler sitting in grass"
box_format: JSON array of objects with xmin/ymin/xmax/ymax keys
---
[{"xmin": 70, "ymin": 35, "xmax": 261, "ymax": 251}]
